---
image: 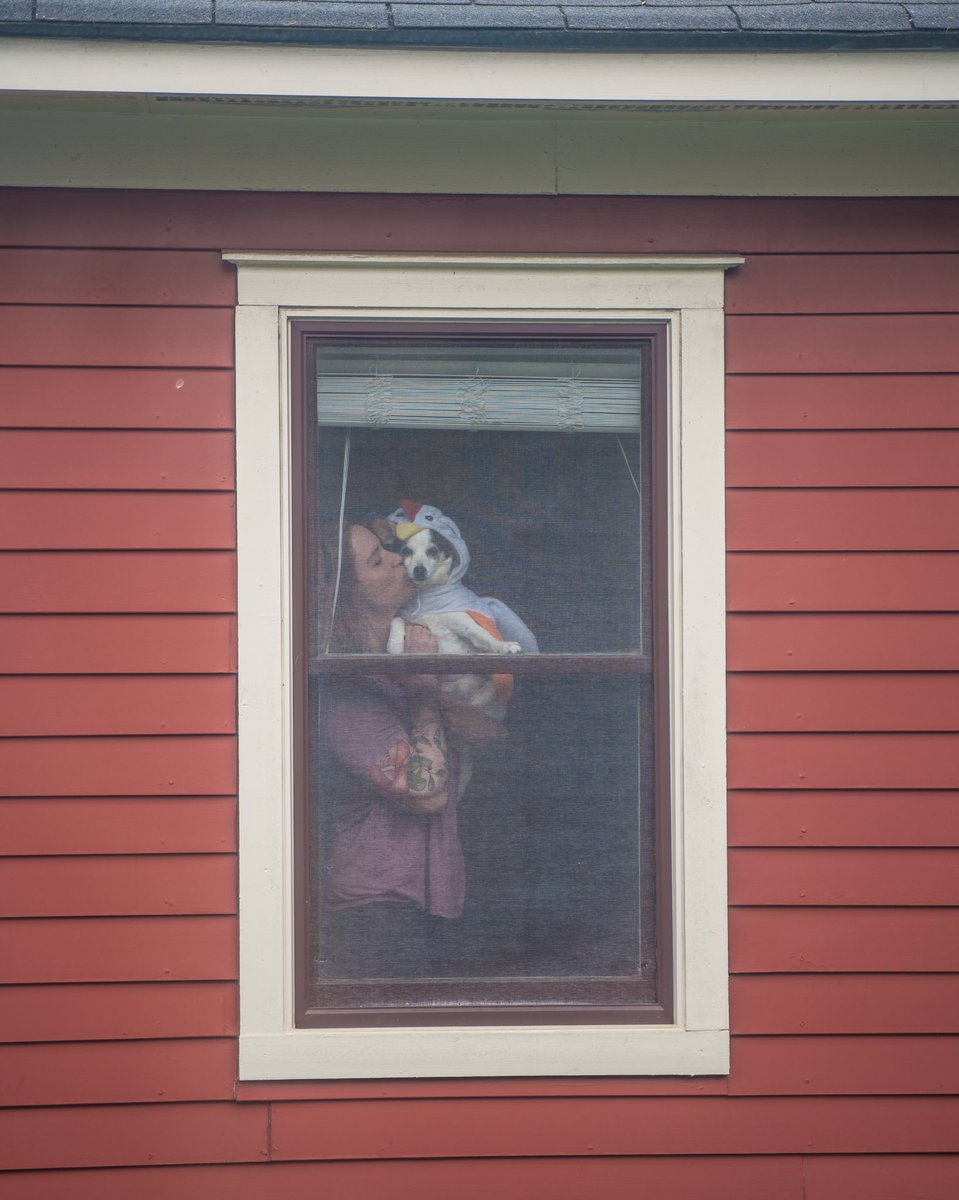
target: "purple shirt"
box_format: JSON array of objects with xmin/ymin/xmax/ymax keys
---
[{"xmin": 324, "ymin": 679, "xmax": 465, "ymax": 919}]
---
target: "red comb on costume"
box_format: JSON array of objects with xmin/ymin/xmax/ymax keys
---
[{"xmin": 399, "ymin": 500, "xmax": 422, "ymax": 522}]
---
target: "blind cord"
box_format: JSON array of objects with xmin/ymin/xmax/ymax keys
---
[
  {"xmin": 617, "ymin": 435, "xmax": 642, "ymax": 500},
  {"xmin": 324, "ymin": 432, "xmax": 351, "ymax": 654}
]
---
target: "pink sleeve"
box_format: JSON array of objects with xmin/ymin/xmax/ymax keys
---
[{"xmin": 324, "ymin": 685, "xmax": 407, "ymax": 774}]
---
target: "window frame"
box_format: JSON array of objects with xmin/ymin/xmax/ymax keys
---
[
  {"xmin": 228, "ymin": 252, "xmax": 739, "ymax": 1080},
  {"xmin": 292, "ymin": 319, "xmax": 669, "ymax": 1027}
]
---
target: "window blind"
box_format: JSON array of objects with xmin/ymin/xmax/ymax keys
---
[{"xmin": 314, "ymin": 338, "xmax": 645, "ymax": 432}]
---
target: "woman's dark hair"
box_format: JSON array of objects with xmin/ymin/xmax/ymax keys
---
[{"xmin": 318, "ymin": 513, "xmax": 397, "ymax": 653}]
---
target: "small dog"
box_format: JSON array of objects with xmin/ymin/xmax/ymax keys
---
[
  {"xmin": 384, "ymin": 502, "xmax": 537, "ymax": 799},
  {"xmin": 386, "ymin": 524, "xmax": 523, "ymax": 722}
]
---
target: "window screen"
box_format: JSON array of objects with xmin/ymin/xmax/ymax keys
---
[{"xmin": 294, "ymin": 330, "xmax": 667, "ymax": 1025}]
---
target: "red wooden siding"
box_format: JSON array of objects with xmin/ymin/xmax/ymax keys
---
[
  {"xmin": 727, "ymin": 613, "xmax": 959, "ymax": 670},
  {"xmin": 0, "ymin": 430, "xmax": 234, "ymax": 489},
  {"xmin": 0, "ymin": 493, "xmax": 237, "ymax": 549},
  {"xmin": 3, "ymin": 191, "xmax": 958, "ymax": 252},
  {"xmin": 728, "ymin": 489, "xmax": 959, "ymax": 550},
  {"xmin": 730, "ymin": 909, "xmax": 959, "ymax": 972},
  {"xmin": 0, "ymin": 735, "xmax": 237, "ymax": 796},
  {"xmin": 726, "ymin": 374, "xmax": 959, "ymax": 429},
  {"xmin": 0, "ymin": 676, "xmax": 236, "ymax": 735},
  {"xmin": 0, "ymin": 307, "xmax": 233, "ymax": 367},
  {"xmin": 0, "ymin": 854, "xmax": 237, "ymax": 917},
  {"xmin": 0, "ymin": 916, "xmax": 238, "ymax": 983},
  {"xmin": 0, "ymin": 367, "xmax": 234, "ymax": 428},
  {"xmin": 0, "ymin": 1039, "xmax": 238, "ymax": 1106},
  {"xmin": 0, "ymin": 552, "xmax": 236, "ymax": 612},
  {"xmin": 0, "ymin": 250, "xmax": 236, "ymax": 306},
  {"xmin": 728, "ymin": 790, "xmax": 959, "ymax": 846},
  {"xmin": 0, "ymin": 797, "xmax": 236, "ymax": 855},
  {"xmin": 725, "ymin": 253, "xmax": 959, "ymax": 313},
  {"xmin": 729, "ymin": 974, "xmax": 959, "ymax": 1033},
  {"xmin": 1, "ymin": 189, "xmax": 958, "ymax": 1197},
  {"xmin": 0, "ymin": 616, "xmax": 237, "ymax": 673},
  {"xmin": 0, "ymin": 1103, "xmax": 267, "ymax": 1171},
  {"xmin": 0, "ymin": 981, "xmax": 237, "ymax": 1042}
]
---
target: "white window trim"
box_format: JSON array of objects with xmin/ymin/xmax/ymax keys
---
[{"xmin": 228, "ymin": 252, "xmax": 739, "ymax": 1080}]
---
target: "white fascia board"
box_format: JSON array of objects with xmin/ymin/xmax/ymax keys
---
[{"xmin": 1, "ymin": 38, "xmax": 959, "ymax": 106}]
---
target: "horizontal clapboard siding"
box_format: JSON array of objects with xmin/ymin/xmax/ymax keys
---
[
  {"xmin": 726, "ymin": 375, "xmax": 959, "ymax": 430},
  {"xmin": 1, "ymin": 190, "xmax": 957, "ymax": 1196},
  {"xmin": 0, "ymin": 735, "xmax": 237, "ymax": 796},
  {"xmin": 3, "ymin": 192, "xmax": 958, "ymax": 253},
  {"xmin": 728, "ymin": 790, "xmax": 959, "ymax": 846},
  {"xmin": 0, "ymin": 1040, "xmax": 238, "ymax": 1107},
  {"xmin": 0, "ymin": 855, "xmax": 238, "ymax": 918},
  {"xmin": 0, "ymin": 552, "xmax": 236, "ymax": 612},
  {"xmin": 730, "ymin": 908, "xmax": 959, "ymax": 972},
  {"xmin": 0, "ymin": 431, "xmax": 235, "ymax": 489},
  {"xmin": 727, "ymin": 613, "xmax": 959, "ymax": 671},
  {"xmin": 730, "ymin": 974, "xmax": 959, "ymax": 1034},
  {"xmin": 0, "ymin": 1158, "xmax": 809, "ymax": 1200},
  {"xmin": 0, "ymin": 368, "xmax": 234, "ymax": 429},
  {"xmin": 0, "ymin": 615, "xmax": 237, "ymax": 673},
  {"xmin": 0, "ymin": 981, "xmax": 238, "ymax": 1043},
  {"xmin": 0, "ymin": 307, "xmax": 233, "ymax": 368},
  {"xmin": 0, "ymin": 676, "xmax": 236, "ymax": 736},
  {"xmin": 0, "ymin": 797, "xmax": 237, "ymax": 855},
  {"xmin": 0, "ymin": 250, "xmax": 236, "ymax": 307},
  {"xmin": 728, "ymin": 489, "xmax": 959, "ymax": 550},
  {"xmin": 720, "ymin": 227, "xmax": 959, "ymax": 1197},
  {"xmin": 726, "ymin": 314, "xmax": 959, "ymax": 374},
  {"xmin": 0, "ymin": 493, "xmax": 237, "ymax": 549},
  {"xmin": 725, "ymin": 254, "xmax": 959, "ymax": 314},
  {"xmin": 0, "ymin": 916, "xmax": 238, "ymax": 984},
  {"xmin": 728, "ymin": 673, "xmax": 959, "ymax": 731}
]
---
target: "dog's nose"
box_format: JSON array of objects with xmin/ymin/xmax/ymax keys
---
[{"xmin": 412, "ymin": 566, "xmax": 427, "ymax": 582}]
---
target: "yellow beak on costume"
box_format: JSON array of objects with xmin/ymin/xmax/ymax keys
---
[{"xmin": 393, "ymin": 522, "xmax": 423, "ymax": 541}]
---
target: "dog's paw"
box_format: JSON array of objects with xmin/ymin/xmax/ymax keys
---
[{"xmin": 501, "ymin": 641, "xmax": 523, "ymax": 655}]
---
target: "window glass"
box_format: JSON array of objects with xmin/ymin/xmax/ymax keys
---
[{"xmin": 298, "ymin": 334, "xmax": 662, "ymax": 1022}]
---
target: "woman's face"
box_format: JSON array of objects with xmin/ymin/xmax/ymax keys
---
[{"xmin": 348, "ymin": 524, "xmax": 416, "ymax": 613}]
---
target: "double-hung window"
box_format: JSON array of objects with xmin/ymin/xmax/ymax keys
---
[{"xmin": 230, "ymin": 254, "xmax": 737, "ymax": 1079}]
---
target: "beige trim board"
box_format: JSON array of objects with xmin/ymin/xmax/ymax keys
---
[
  {"xmin": 232, "ymin": 252, "xmax": 733, "ymax": 1079},
  {"xmin": 3, "ymin": 105, "xmax": 958, "ymax": 195},
  {"xmin": 2, "ymin": 40, "xmax": 959, "ymax": 105}
]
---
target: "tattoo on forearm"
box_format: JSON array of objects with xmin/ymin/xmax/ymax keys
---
[
  {"xmin": 369, "ymin": 721, "xmax": 449, "ymax": 799},
  {"xmin": 406, "ymin": 723, "xmax": 448, "ymax": 793}
]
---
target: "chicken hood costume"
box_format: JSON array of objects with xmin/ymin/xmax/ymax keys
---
[{"xmin": 387, "ymin": 500, "xmax": 539, "ymax": 654}]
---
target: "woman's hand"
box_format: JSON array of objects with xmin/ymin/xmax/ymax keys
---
[
  {"xmin": 368, "ymin": 737, "xmax": 412, "ymax": 795},
  {"xmin": 402, "ymin": 621, "xmax": 437, "ymax": 655},
  {"xmin": 368, "ymin": 710, "xmax": 450, "ymax": 815}
]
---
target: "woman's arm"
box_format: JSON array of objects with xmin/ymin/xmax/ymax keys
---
[
  {"xmin": 367, "ymin": 623, "xmax": 452, "ymax": 814},
  {"xmin": 369, "ymin": 697, "xmax": 450, "ymax": 814}
]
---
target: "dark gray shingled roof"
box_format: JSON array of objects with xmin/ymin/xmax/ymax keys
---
[{"xmin": 1, "ymin": 0, "xmax": 957, "ymax": 47}]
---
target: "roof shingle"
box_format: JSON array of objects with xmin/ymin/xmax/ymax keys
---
[{"xmin": 5, "ymin": 0, "xmax": 959, "ymax": 46}]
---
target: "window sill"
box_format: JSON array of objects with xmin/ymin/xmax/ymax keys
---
[{"xmin": 238, "ymin": 1027, "xmax": 729, "ymax": 1081}]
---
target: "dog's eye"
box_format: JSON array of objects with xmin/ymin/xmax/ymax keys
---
[
  {"xmin": 427, "ymin": 547, "xmax": 439, "ymax": 559},
  {"xmin": 401, "ymin": 546, "xmax": 413, "ymax": 557}
]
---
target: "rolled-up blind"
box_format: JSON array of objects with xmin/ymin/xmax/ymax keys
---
[{"xmin": 314, "ymin": 338, "xmax": 645, "ymax": 432}]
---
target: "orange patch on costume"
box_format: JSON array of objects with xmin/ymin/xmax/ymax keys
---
[{"xmin": 466, "ymin": 610, "xmax": 514, "ymax": 705}]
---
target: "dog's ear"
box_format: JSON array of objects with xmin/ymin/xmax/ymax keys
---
[
  {"xmin": 369, "ymin": 516, "xmax": 403, "ymax": 551},
  {"xmin": 432, "ymin": 530, "xmax": 458, "ymax": 563}
]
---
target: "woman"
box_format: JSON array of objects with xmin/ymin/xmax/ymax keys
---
[{"xmin": 319, "ymin": 519, "xmax": 464, "ymax": 980}]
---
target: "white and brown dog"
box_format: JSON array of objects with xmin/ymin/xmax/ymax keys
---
[{"xmin": 385, "ymin": 499, "xmax": 537, "ymax": 724}]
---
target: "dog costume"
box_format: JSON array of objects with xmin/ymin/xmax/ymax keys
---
[{"xmin": 387, "ymin": 500, "xmax": 539, "ymax": 655}]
